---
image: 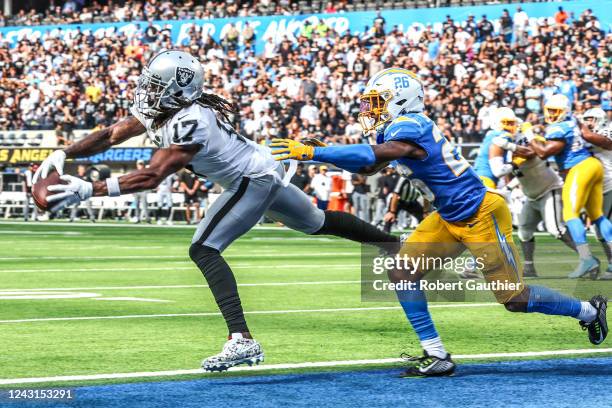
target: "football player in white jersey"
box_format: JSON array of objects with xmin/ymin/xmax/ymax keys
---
[
  {"xmin": 492, "ymin": 116, "xmax": 576, "ymax": 277},
  {"xmin": 582, "ymin": 107, "xmax": 612, "ymax": 280},
  {"xmin": 33, "ymin": 50, "xmax": 401, "ymax": 371}
]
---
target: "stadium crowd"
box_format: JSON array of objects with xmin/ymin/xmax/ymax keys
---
[
  {"xmin": 0, "ymin": 3, "xmax": 609, "ymax": 145},
  {"xmin": 0, "ymin": 1, "xmax": 343, "ymax": 27}
]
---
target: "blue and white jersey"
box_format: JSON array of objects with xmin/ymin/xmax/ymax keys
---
[
  {"xmin": 380, "ymin": 113, "xmax": 487, "ymax": 222},
  {"xmin": 545, "ymin": 116, "xmax": 591, "ymax": 171},
  {"xmin": 474, "ymin": 129, "xmax": 512, "ymax": 185}
]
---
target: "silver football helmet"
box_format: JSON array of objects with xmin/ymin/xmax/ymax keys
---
[{"xmin": 135, "ymin": 50, "xmax": 204, "ymax": 118}]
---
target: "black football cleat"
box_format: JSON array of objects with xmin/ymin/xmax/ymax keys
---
[
  {"xmin": 580, "ymin": 295, "xmax": 608, "ymax": 345},
  {"xmin": 400, "ymin": 351, "xmax": 456, "ymax": 377}
]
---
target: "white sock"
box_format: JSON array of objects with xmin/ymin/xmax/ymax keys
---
[
  {"xmin": 420, "ymin": 336, "xmax": 447, "ymax": 359},
  {"xmin": 576, "ymin": 244, "xmax": 592, "ymax": 260},
  {"xmin": 576, "ymin": 301, "xmax": 597, "ymax": 323},
  {"xmin": 230, "ymin": 333, "xmax": 244, "ymax": 339}
]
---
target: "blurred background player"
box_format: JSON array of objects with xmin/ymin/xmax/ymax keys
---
[
  {"xmin": 22, "ymin": 163, "xmax": 37, "ymax": 222},
  {"xmin": 273, "ymin": 68, "xmax": 608, "ymax": 377},
  {"xmin": 531, "ymin": 94, "xmax": 612, "ymax": 279},
  {"xmin": 491, "ymin": 114, "xmax": 576, "ymax": 277},
  {"xmin": 179, "ymin": 169, "xmax": 201, "ymax": 225},
  {"xmin": 473, "ymin": 108, "xmax": 532, "ymax": 190},
  {"xmin": 383, "ymin": 177, "xmax": 428, "ymax": 233},
  {"xmin": 351, "ymin": 173, "xmax": 370, "ymax": 223},
  {"xmin": 132, "ymin": 159, "xmax": 151, "ymax": 223},
  {"xmin": 156, "ymin": 173, "xmax": 176, "ymax": 225},
  {"xmin": 581, "ymin": 108, "xmax": 612, "ymax": 280}
]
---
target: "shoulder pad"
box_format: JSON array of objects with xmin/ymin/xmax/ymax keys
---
[{"xmin": 384, "ymin": 119, "xmax": 422, "ymax": 142}]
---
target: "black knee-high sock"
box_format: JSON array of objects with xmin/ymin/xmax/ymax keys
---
[
  {"xmin": 520, "ymin": 237, "xmax": 535, "ymax": 264},
  {"xmin": 314, "ymin": 211, "xmax": 400, "ymax": 252},
  {"xmin": 560, "ymin": 229, "xmax": 577, "ymax": 252},
  {"xmin": 600, "ymin": 239, "xmax": 612, "ymax": 263},
  {"xmin": 189, "ymin": 244, "xmax": 248, "ymax": 334}
]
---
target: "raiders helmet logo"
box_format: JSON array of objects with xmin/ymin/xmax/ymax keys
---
[{"xmin": 176, "ymin": 67, "xmax": 195, "ymax": 87}]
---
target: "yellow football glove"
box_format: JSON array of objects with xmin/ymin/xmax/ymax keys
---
[
  {"xmin": 270, "ymin": 138, "xmax": 316, "ymax": 161},
  {"xmin": 512, "ymin": 156, "xmax": 527, "ymax": 167},
  {"xmin": 520, "ymin": 122, "xmax": 533, "ymax": 134}
]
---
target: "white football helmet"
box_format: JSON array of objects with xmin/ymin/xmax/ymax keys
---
[
  {"xmin": 358, "ymin": 68, "xmax": 425, "ymax": 132},
  {"xmin": 582, "ymin": 107, "xmax": 607, "ymax": 131},
  {"xmin": 491, "ymin": 107, "xmax": 519, "ymax": 135},
  {"xmin": 135, "ymin": 50, "xmax": 205, "ymax": 118},
  {"xmin": 543, "ymin": 94, "xmax": 571, "ymax": 124}
]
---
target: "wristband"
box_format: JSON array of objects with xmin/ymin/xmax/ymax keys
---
[{"xmin": 106, "ymin": 176, "xmax": 121, "ymax": 197}]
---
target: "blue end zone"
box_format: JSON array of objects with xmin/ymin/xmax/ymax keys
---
[{"xmin": 11, "ymin": 357, "xmax": 612, "ymax": 407}]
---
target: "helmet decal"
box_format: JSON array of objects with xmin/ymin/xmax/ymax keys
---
[{"xmin": 176, "ymin": 67, "xmax": 195, "ymax": 87}]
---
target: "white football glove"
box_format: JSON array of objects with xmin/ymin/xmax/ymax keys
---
[
  {"xmin": 33, "ymin": 150, "xmax": 66, "ymax": 184},
  {"xmin": 47, "ymin": 175, "xmax": 93, "ymax": 213}
]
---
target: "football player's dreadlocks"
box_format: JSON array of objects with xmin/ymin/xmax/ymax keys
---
[{"xmin": 195, "ymin": 92, "xmax": 237, "ymax": 125}]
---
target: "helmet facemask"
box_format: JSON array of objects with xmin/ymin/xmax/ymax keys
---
[
  {"xmin": 500, "ymin": 118, "xmax": 518, "ymax": 135},
  {"xmin": 135, "ymin": 67, "xmax": 186, "ymax": 119},
  {"xmin": 543, "ymin": 106, "xmax": 566, "ymax": 124},
  {"xmin": 358, "ymin": 90, "xmax": 392, "ymax": 133}
]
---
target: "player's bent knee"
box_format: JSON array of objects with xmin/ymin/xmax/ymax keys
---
[
  {"xmin": 503, "ymin": 287, "xmax": 530, "ymax": 313},
  {"xmin": 518, "ymin": 228, "xmax": 534, "ymax": 242},
  {"xmin": 189, "ymin": 243, "xmax": 219, "ymax": 266}
]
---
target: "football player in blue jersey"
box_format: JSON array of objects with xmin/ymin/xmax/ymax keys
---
[
  {"xmin": 271, "ymin": 69, "xmax": 608, "ymax": 377},
  {"xmin": 531, "ymin": 94, "xmax": 612, "ymax": 278},
  {"xmin": 474, "ymin": 107, "xmax": 532, "ymax": 189}
]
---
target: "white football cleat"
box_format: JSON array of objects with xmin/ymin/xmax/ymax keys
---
[{"xmin": 202, "ymin": 337, "xmax": 264, "ymax": 372}]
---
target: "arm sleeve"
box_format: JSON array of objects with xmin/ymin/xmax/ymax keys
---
[
  {"xmin": 492, "ymin": 136, "xmax": 517, "ymax": 152},
  {"xmin": 489, "ymin": 156, "xmax": 513, "ymax": 178},
  {"xmin": 312, "ymin": 144, "xmax": 376, "ymax": 173}
]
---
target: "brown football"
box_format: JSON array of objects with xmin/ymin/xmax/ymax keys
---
[{"xmin": 32, "ymin": 171, "xmax": 66, "ymax": 211}]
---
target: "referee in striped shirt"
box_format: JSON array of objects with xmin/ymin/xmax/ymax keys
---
[{"xmin": 383, "ymin": 177, "xmax": 430, "ymax": 233}]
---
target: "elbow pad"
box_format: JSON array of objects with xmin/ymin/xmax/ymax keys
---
[
  {"xmin": 489, "ymin": 156, "xmax": 513, "ymax": 178},
  {"xmin": 492, "ymin": 136, "xmax": 517, "ymax": 152},
  {"xmin": 313, "ymin": 145, "xmax": 376, "ymax": 173}
]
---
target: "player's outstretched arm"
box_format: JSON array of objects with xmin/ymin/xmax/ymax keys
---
[
  {"xmin": 530, "ymin": 138, "xmax": 564, "ymax": 160},
  {"xmin": 46, "ymin": 144, "xmax": 200, "ymax": 212},
  {"xmin": 64, "ymin": 116, "xmax": 146, "ymax": 158},
  {"xmin": 34, "ymin": 116, "xmax": 146, "ymax": 183},
  {"xmin": 580, "ymin": 123, "xmax": 612, "ymax": 150},
  {"xmin": 91, "ymin": 144, "xmax": 200, "ymax": 196},
  {"xmin": 271, "ymin": 138, "xmax": 425, "ymax": 174}
]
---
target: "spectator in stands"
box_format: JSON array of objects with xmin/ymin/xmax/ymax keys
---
[{"xmin": 555, "ymin": 6, "xmax": 569, "ymax": 25}]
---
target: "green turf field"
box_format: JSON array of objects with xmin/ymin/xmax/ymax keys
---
[{"xmin": 0, "ymin": 221, "xmax": 610, "ymax": 385}]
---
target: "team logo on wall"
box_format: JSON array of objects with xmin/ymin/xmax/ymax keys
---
[{"xmin": 176, "ymin": 67, "xmax": 195, "ymax": 87}]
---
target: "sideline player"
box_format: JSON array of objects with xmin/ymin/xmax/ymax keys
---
[
  {"xmin": 582, "ymin": 107, "xmax": 612, "ymax": 280},
  {"xmin": 530, "ymin": 94, "xmax": 612, "ymax": 279},
  {"xmin": 491, "ymin": 117, "xmax": 576, "ymax": 277},
  {"xmin": 272, "ymin": 68, "xmax": 608, "ymax": 377},
  {"xmin": 34, "ymin": 50, "xmax": 401, "ymax": 372}
]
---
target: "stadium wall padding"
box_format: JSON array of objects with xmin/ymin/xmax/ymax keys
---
[{"xmin": 0, "ymin": 0, "xmax": 609, "ymax": 53}]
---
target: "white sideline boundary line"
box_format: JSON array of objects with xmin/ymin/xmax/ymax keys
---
[
  {"xmin": 1, "ymin": 348, "xmax": 610, "ymax": 385},
  {"xmin": 0, "ymin": 280, "xmax": 363, "ymax": 292},
  {"xmin": 0, "ymin": 264, "xmax": 360, "ymax": 274},
  {"xmin": 0, "ymin": 303, "xmax": 496, "ymax": 324},
  {"xmin": 0, "ymin": 253, "xmax": 358, "ymax": 261}
]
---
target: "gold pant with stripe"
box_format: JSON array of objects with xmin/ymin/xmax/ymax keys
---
[
  {"xmin": 562, "ymin": 156, "xmax": 604, "ymax": 221},
  {"xmin": 402, "ymin": 192, "xmax": 523, "ymax": 303},
  {"xmin": 479, "ymin": 176, "xmax": 497, "ymax": 189}
]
